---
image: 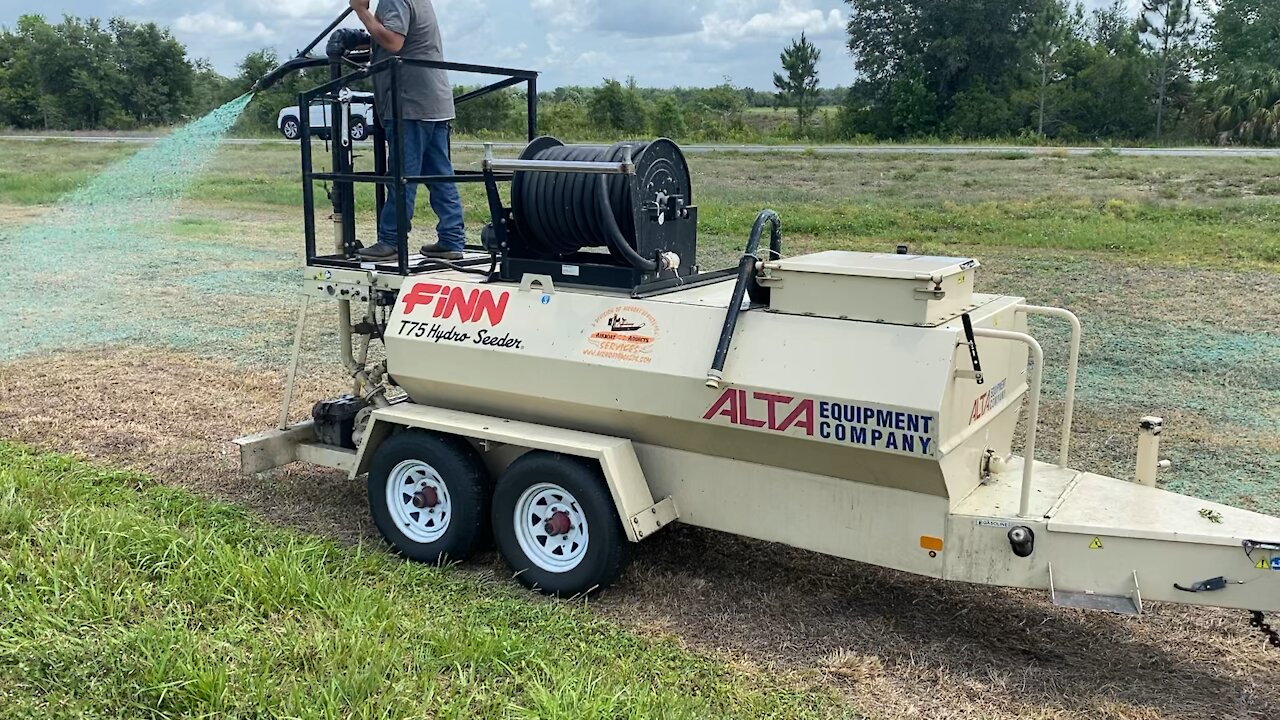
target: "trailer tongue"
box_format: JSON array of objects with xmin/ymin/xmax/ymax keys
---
[{"xmin": 235, "ymin": 34, "xmax": 1280, "ymax": 646}]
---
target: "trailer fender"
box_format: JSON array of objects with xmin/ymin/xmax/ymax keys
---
[{"xmin": 353, "ymin": 404, "xmax": 677, "ymax": 542}]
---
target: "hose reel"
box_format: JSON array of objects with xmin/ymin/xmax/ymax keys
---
[{"xmin": 507, "ymin": 137, "xmax": 696, "ymax": 275}]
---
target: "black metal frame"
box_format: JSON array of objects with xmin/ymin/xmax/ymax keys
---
[
  {"xmin": 296, "ymin": 51, "xmax": 736, "ymax": 298},
  {"xmin": 300, "ymin": 56, "xmax": 538, "ymax": 275}
]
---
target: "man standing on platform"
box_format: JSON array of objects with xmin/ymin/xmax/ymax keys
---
[{"xmin": 351, "ymin": 0, "xmax": 465, "ymax": 261}]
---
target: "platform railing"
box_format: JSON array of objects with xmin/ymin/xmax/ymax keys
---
[
  {"xmin": 1015, "ymin": 305, "xmax": 1082, "ymax": 468},
  {"xmin": 971, "ymin": 305, "xmax": 1081, "ymax": 518},
  {"xmin": 298, "ymin": 56, "xmax": 539, "ymax": 275},
  {"xmin": 973, "ymin": 328, "xmax": 1045, "ymax": 518}
]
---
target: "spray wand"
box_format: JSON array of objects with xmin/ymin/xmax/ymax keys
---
[{"xmin": 251, "ymin": 7, "xmax": 362, "ymax": 93}]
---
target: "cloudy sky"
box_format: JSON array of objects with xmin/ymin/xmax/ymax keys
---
[{"xmin": 3, "ymin": 0, "xmax": 1131, "ymax": 89}]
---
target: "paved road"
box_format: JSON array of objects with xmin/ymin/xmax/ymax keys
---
[{"xmin": 5, "ymin": 134, "xmax": 1279, "ymax": 158}]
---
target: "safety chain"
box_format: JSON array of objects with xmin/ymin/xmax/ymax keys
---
[{"xmin": 1249, "ymin": 611, "xmax": 1280, "ymax": 648}]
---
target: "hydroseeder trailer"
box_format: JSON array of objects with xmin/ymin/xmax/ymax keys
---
[{"xmin": 237, "ymin": 22, "xmax": 1280, "ymax": 647}]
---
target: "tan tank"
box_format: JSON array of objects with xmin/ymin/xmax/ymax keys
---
[{"xmin": 236, "ymin": 246, "xmax": 1280, "ymax": 619}]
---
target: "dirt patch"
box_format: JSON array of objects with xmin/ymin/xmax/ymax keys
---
[
  {"xmin": 0, "ymin": 203, "xmax": 46, "ymax": 225},
  {"xmin": 2, "ymin": 346, "xmax": 1277, "ymax": 720},
  {"xmin": 0, "ymin": 347, "xmax": 367, "ymax": 542},
  {"xmin": 607, "ymin": 526, "xmax": 1277, "ymax": 720}
]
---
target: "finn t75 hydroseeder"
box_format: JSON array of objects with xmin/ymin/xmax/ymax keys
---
[{"xmin": 237, "ymin": 17, "xmax": 1280, "ymax": 648}]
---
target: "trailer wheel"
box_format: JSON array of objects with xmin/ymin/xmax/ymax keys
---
[
  {"xmin": 367, "ymin": 430, "xmax": 489, "ymax": 564},
  {"xmin": 492, "ymin": 452, "xmax": 628, "ymax": 596}
]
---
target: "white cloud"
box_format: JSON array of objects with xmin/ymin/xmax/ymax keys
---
[
  {"xmin": 174, "ymin": 11, "xmax": 274, "ymax": 42},
  {"xmin": 700, "ymin": 1, "xmax": 844, "ymax": 44},
  {"xmin": 574, "ymin": 50, "xmax": 613, "ymax": 67},
  {"xmin": 261, "ymin": 0, "xmax": 348, "ymax": 21},
  {"xmin": 532, "ymin": 0, "xmax": 702, "ymax": 37},
  {"xmin": 531, "ymin": 0, "xmax": 596, "ymax": 30}
]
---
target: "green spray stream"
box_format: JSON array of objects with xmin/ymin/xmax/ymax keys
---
[{"xmin": 0, "ymin": 93, "xmax": 296, "ymax": 359}]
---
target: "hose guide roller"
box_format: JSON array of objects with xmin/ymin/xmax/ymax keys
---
[{"xmin": 482, "ymin": 136, "xmax": 702, "ymax": 291}]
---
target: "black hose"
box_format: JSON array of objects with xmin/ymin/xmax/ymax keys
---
[
  {"xmin": 597, "ymin": 172, "xmax": 658, "ymax": 272},
  {"xmin": 706, "ymin": 210, "xmax": 782, "ymax": 388},
  {"xmin": 512, "ymin": 139, "xmax": 679, "ymax": 262},
  {"xmin": 412, "ymin": 254, "xmax": 499, "ymax": 278}
]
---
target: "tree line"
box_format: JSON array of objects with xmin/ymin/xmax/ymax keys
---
[
  {"xmin": 1, "ymin": 3, "xmax": 1276, "ymax": 145},
  {"xmin": 0, "ymin": 15, "xmax": 232, "ymax": 129},
  {"xmin": 837, "ymin": 0, "xmax": 1278, "ymax": 144}
]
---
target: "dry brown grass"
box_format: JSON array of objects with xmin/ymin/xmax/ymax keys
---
[
  {"xmin": 0, "ymin": 348, "xmax": 367, "ymax": 541},
  {"xmin": 2, "ymin": 346, "xmax": 1277, "ymax": 720}
]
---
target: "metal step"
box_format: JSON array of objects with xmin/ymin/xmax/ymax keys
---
[
  {"xmin": 1048, "ymin": 563, "xmax": 1143, "ymax": 616},
  {"xmin": 1052, "ymin": 589, "xmax": 1141, "ymax": 615}
]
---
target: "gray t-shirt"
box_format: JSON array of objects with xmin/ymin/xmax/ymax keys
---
[{"xmin": 373, "ymin": 0, "xmax": 455, "ymax": 123}]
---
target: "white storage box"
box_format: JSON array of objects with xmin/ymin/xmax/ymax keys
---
[{"xmin": 761, "ymin": 251, "xmax": 981, "ymax": 326}]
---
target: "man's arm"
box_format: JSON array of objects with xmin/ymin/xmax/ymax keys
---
[{"xmin": 351, "ymin": 0, "xmax": 405, "ymax": 54}]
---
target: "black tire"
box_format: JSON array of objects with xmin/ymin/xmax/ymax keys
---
[
  {"xmin": 367, "ymin": 430, "xmax": 490, "ymax": 564},
  {"xmin": 350, "ymin": 119, "xmax": 368, "ymax": 142},
  {"xmin": 492, "ymin": 452, "xmax": 629, "ymax": 596},
  {"xmin": 280, "ymin": 116, "xmax": 301, "ymax": 140}
]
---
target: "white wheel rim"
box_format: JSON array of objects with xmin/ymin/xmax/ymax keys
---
[
  {"xmin": 514, "ymin": 482, "xmax": 589, "ymax": 573},
  {"xmin": 284, "ymin": 122, "xmax": 298, "ymax": 138},
  {"xmin": 386, "ymin": 459, "xmax": 452, "ymax": 544}
]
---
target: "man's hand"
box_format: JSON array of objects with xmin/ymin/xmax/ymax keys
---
[{"xmin": 351, "ymin": 0, "xmax": 406, "ymax": 53}]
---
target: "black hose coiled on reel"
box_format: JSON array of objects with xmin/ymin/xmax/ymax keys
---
[{"xmin": 510, "ymin": 137, "xmax": 692, "ymax": 269}]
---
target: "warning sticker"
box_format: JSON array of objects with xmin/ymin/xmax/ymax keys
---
[
  {"xmin": 1088, "ymin": 537, "xmax": 1104, "ymax": 550},
  {"xmin": 1257, "ymin": 558, "xmax": 1270, "ymax": 570}
]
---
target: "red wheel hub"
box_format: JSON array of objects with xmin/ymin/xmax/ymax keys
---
[
  {"xmin": 412, "ymin": 486, "xmax": 440, "ymax": 509},
  {"xmin": 543, "ymin": 510, "xmax": 572, "ymax": 536}
]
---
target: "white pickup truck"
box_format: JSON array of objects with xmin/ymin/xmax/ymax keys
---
[{"xmin": 277, "ymin": 91, "xmax": 376, "ymax": 141}]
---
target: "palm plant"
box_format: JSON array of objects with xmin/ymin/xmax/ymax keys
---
[{"xmin": 1205, "ymin": 68, "xmax": 1280, "ymax": 145}]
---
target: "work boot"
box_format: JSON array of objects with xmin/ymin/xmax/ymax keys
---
[
  {"xmin": 356, "ymin": 242, "xmax": 398, "ymax": 260},
  {"xmin": 420, "ymin": 242, "xmax": 464, "ymax": 261}
]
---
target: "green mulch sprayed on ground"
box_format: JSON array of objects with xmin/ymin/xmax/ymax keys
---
[
  {"xmin": 0, "ymin": 95, "xmax": 308, "ymax": 360},
  {"xmin": 0, "ymin": 442, "xmax": 845, "ymax": 719},
  {"xmin": 1030, "ymin": 316, "xmax": 1280, "ymax": 430}
]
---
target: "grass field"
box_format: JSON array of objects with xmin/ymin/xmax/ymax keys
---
[
  {"xmin": 0, "ymin": 443, "xmax": 844, "ymax": 718},
  {"xmin": 1, "ymin": 137, "xmax": 1278, "ymax": 719}
]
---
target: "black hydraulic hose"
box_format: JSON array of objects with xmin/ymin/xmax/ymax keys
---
[
  {"xmin": 597, "ymin": 171, "xmax": 658, "ymax": 272},
  {"xmin": 413, "ymin": 254, "xmax": 499, "ymax": 278},
  {"xmin": 706, "ymin": 209, "xmax": 782, "ymax": 388}
]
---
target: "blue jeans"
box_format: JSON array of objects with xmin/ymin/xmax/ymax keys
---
[{"xmin": 378, "ymin": 119, "xmax": 465, "ymax": 251}]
